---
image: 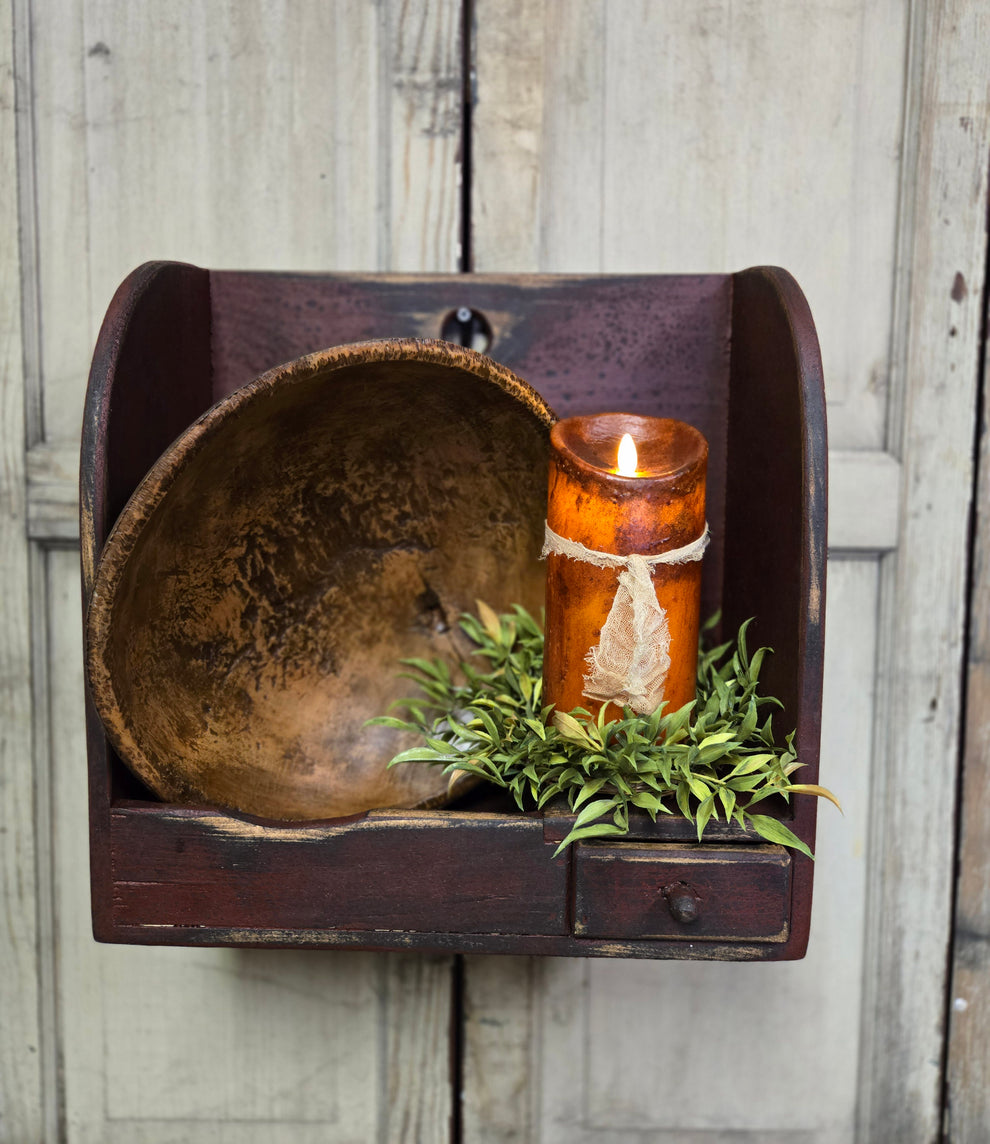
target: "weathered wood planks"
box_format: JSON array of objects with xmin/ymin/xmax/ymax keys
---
[
  {"xmin": 858, "ymin": 2, "xmax": 990, "ymax": 1139},
  {"xmin": 0, "ymin": 3, "xmax": 44, "ymax": 1139},
  {"xmin": 470, "ymin": 0, "xmax": 908, "ymax": 452},
  {"xmin": 945, "ymin": 115, "xmax": 990, "ymax": 1144},
  {"xmin": 463, "ymin": 0, "xmax": 927, "ymax": 1139},
  {"xmin": 18, "ymin": 2, "xmax": 466, "ymax": 1140}
]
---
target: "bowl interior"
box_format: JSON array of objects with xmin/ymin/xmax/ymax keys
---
[{"xmin": 87, "ymin": 344, "xmax": 554, "ymax": 820}]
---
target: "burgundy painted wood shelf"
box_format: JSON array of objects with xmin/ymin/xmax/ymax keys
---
[{"xmin": 81, "ymin": 264, "xmax": 826, "ymax": 960}]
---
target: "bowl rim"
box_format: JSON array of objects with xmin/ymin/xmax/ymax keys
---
[{"xmin": 84, "ymin": 336, "xmax": 556, "ymax": 818}]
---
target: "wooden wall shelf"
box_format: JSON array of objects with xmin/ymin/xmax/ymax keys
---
[{"xmin": 81, "ymin": 263, "xmax": 825, "ymax": 960}]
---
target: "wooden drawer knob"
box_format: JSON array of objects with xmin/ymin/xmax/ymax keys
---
[
  {"xmin": 572, "ymin": 842, "xmax": 791, "ymax": 942},
  {"xmin": 663, "ymin": 882, "xmax": 701, "ymax": 924}
]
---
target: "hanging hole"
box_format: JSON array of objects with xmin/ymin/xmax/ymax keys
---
[{"xmin": 440, "ymin": 307, "xmax": 493, "ymax": 354}]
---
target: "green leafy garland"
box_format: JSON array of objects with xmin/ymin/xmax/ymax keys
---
[{"xmin": 370, "ymin": 603, "xmax": 839, "ymax": 857}]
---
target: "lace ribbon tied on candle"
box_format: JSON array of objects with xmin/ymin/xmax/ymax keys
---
[{"xmin": 541, "ymin": 522, "xmax": 710, "ymax": 715}]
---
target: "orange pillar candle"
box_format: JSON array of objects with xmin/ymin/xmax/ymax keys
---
[{"xmin": 542, "ymin": 413, "xmax": 708, "ymax": 719}]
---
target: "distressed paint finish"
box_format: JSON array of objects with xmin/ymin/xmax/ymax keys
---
[
  {"xmin": 33, "ymin": 0, "xmax": 462, "ymax": 445},
  {"xmin": 471, "ymin": 0, "xmax": 908, "ymax": 453},
  {"xmin": 940, "ymin": 23, "xmax": 990, "ymax": 1138},
  {"xmin": 464, "ymin": 1, "xmax": 927, "ymax": 1140},
  {"xmin": 946, "ymin": 331, "xmax": 990, "ymax": 1137},
  {"xmin": 51, "ymin": 551, "xmax": 394, "ymax": 1144},
  {"xmin": 81, "ymin": 263, "xmax": 824, "ymax": 961},
  {"xmin": 463, "ymin": 559, "xmax": 880, "ymax": 1142},
  {"xmin": 573, "ymin": 843, "xmax": 792, "ymax": 943},
  {"xmin": 107, "ymin": 806, "xmax": 569, "ymax": 936},
  {"xmin": 0, "ymin": 2, "xmax": 44, "ymax": 1140},
  {"xmin": 462, "ymin": 956, "xmax": 538, "ymax": 1144},
  {"xmin": 858, "ymin": 2, "xmax": 990, "ymax": 1140},
  {"xmin": 14, "ymin": 1, "xmax": 466, "ymax": 1141},
  {"xmin": 3, "ymin": 3, "xmax": 987, "ymax": 1144}
]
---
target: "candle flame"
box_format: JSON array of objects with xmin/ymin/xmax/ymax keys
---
[{"xmin": 617, "ymin": 433, "xmax": 638, "ymax": 476}]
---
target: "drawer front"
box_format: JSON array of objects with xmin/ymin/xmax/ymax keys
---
[{"xmin": 574, "ymin": 842, "xmax": 791, "ymax": 942}]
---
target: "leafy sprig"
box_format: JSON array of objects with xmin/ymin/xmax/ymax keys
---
[{"xmin": 369, "ymin": 603, "xmax": 839, "ymax": 857}]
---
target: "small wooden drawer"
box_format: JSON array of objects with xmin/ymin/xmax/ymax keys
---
[{"xmin": 574, "ymin": 842, "xmax": 791, "ymax": 943}]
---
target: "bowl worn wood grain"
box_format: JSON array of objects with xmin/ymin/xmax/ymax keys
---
[{"xmin": 85, "ymin": 338, "xmax": 554, "ymax": 820}]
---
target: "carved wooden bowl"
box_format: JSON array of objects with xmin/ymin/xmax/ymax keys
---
[{"xmin": 86, "ymin": 339, "xmax": 554, "ymax": 820}]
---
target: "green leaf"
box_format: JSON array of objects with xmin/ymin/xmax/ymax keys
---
[
  {"xmin": 730, "ymin": 753, "xmax": 776, "ymax": 776},
  {"xmin": 687, "ymin": 777, "xmax": 711, "ymax": 802},
  {"xmin": 630, "ymin": 791, "xmax": 664, "ymax": 816},
  {"xmin": 400, "ymin": 657, "xmax": 450, "ymax": 682},
  {"xmin": 476, "ymin": 708, "xmax": 502, "ymax": 740},
  {"xmin": 537, "ymin": 784, "xmax": 563, "ymax": 808},
  {"xmin": 675, "ymin": 782, "xmax": 693, "ymax": 821},
  {"xmin": 663, "ymin": 700, "xmax": 695, "ymax": 739},
  {"xmin": 746, "ymin": 814, "xmax": 814, "ymax": 859},
  {"xmin": 387, "ymin": 747, "xmax": 454, "ymax": 765},
  {"xmin": 365, "ymin": 715, "xmax": 419, "ymax": 732},
  {"xmin": 743, "ymin": 786, "xmax": 784, "ymax": 810},
  {"xmin": 523, "ymin": 717, "xmax": 547, "ymax": 740},
  {"xmin": 573, "ymin": 777, "xmax": 609, "ymax": 809},
  {"xmin": 782, "ymin": 783, "xmax": 844, "ymax": 812},
  {"xmin": 370, "ymin": 603, "xmax": 836, "ymax": 867},
  {"xmin": 696, "ymin": 740, "xmax": 735, "ymax": 766},
  {"xmin": 726, "ymin": 773, "xmax": 768, "ymax": 792},
  {"xmin": 443, "ymin": 760, "xmax": 500, "ymax": 783},
  {"xmin": 696, "ymin": 795, "xmax": 716, "ymax": 840},
  {"xmin": 701, "ymin": 609, "xmax": 722, "ymax": 634},
  {"xmin": 738, "ymin": 698, "xmax": 758, "ymax": 741},
  {"xmin": 748, "ymin": 646, "xmax": 768, "ymax": 683},
  {"xmin": 736, "ymin": 617, "xmax": 753, "ymax": 671},
  {"xmin": 700, "ymin": 730, "xmax": 736, "ymax": 747},
  {"xmin": 573, "ymin": 797, "xmax": 619, "ymax": 829},
  {"xmin": 553, "ymin": 710, "xmax": 594, "ymax": 745},
  {"xmin": 646, "ymin": 704, "xmax": 666, "ymax": 740},
  {"xmin": 553, "ymin": 822, "xmax": 625, "ymax": 856},
  {"xmin": 612, "ymin": 773, "xmax": 633, "ymax": 797}
]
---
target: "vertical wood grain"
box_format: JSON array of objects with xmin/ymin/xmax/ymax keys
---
[
  {"xmin": 382, "ymin": 956, "xmax": 454, "ymax": 1144},
  {"xmin": 857, "ymin": 2, "xmax": 990, "ymax": 1140},
  {"xmin": 472, "ymin": 0, "xmax": 908, "ymax": 452},
  {"xmin": 31, "ymin": 0, "xmax": 463, "ymax": 453},
  {"xmin": 0, "ymin": 0, "xmax": 44, "ymax": 1139},
  {"xmin": 942, "ymin": 160, "xmax": 990, "ymax": 1144},
  {"xmin": 466, "ymin": 0, "xmax": 945, "ymax": 1138},
  {"xmin": 462, "ymin": 957, "xmax": 537, "ymax": 1143},
  {"xmin": 28, "ymin": 0, "xmax": 89, "ymax": 444},
  {"xmin": 946, "ymin": 307, "xmax": 990, "ymax": 1136},
  {"xmin": 384, "ymin": 0, "xmax": 462, "ymax": 271},
  {"xmin": 461, "ymin": 560, "xmax": 879, "ymax": 1142},
  {"xmin": 48, "ymin": 550, "xmax": 384, "ymax": 1144},
  {"xmin": 12, "ymin": 2, "xmax": 986, "ymax": 1142},
  {"xmin": 471, "ymin": 0, "xmax": 605, "ymax": 273},
  {"xmin": 18, "ymin": 2, "xmax": 464, "ymax": 1141}
]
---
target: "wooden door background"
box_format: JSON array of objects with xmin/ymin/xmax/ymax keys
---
[{"xmin": 2, "ymin": 2, "xmax": 988, "ymax": 1141}]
